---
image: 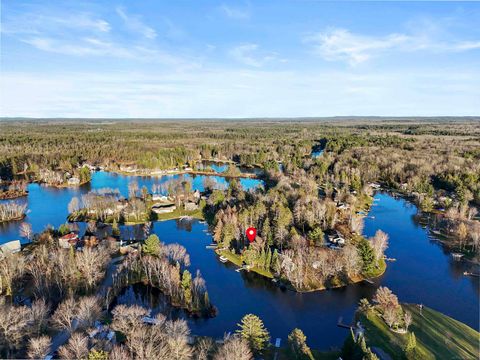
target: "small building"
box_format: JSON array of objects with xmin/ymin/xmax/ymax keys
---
[
  {"xmin": 369, "ymin": 182, "xmax": 381, "ymax": 189},
  {"xmin": 67, "ymin": 177, "xmax": 80, "ymax": 186},
  {"xmin": 152, "ymin": 194, "xmax": 168, "ymax": 202},
  {"xmin": 59, "ymin": 233, "xmax": 79, "ymax": 248},
  {"xmin": 184, "ymin": 202, "xmax": 199, "ymax": 211},
  {"xmin": 151, "ymin": 203, "xmax": 176, "ymax": 214}
]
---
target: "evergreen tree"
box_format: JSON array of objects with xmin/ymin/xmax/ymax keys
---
[
  {"xmin": 287, "ymin": 328, "xmax": 314, "ymax": 360},
  {"xmin": 236, "ymin": 314, "xmax": 270, "ymax": 352},
  {"xmin": 143, "ymin": 234, "xmax": 161, "ymax": 256},
  {"xmin": 112, "ymin": 219, "xmax": 120, "ymax": 237},
  {"xmin": 405, "ymin": 332, "xmax": 418, "ymax": 360},
  {"xmin": 358, "ymin": 237, "xmax": 376, "ymax": 274},
  {"xmin": 181, "ymin": 270, "xmax": 193, "ymax": 308}
]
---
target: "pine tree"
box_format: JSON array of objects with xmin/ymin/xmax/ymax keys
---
[
  {"xmin": 288, "ymin": 328, "xmax": 314, "ymax": 360},
  {"xmin": 181, "ymin": 270, "xmax": 193, "ymax": 308},
  {"xmin": 236, "ymin": 314, "xmax": 270, "ymax": 352},
  {"xmin": 358, "ymin": 237, "xmax": 376, "ymax": 274},
  {"xmin": 405, "ymin": 332, "xmax": 417, "ymax": 360},
  {"xmin": 143, "ymin": 234, "xmax": 161, "ymax": 256},
  {"xmin": 112, "ymin": 219, "xmax": 120, "ymax": 237}
]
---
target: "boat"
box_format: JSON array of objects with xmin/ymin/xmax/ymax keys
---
[
  {"xmin": 219, "ymin": 256, "xmax": 228, "ymax": 263},
  {"xmin": 205, "ymin": 245, "xmax": 217, "ymax": 249}
]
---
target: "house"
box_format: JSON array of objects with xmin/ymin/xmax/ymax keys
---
[
  {"xmin": 369, "ymin": 182, "xmax": 381, "ymax": 189},
  {"xmin": 152, "ymin": 194, "xmax": 168, "ymax": 202},
  {"xmin": 184, "ymin": 202, "xmax": 199, "ymax": 211},
  {"xmin": 328, "ymin": 231, "xmax": 346, "ymax": 246},
  {"xmin": 67, "ymin": 177, "xmax": 80, "ymax": 186},
  {"xmin": 120, "ymin": 165, "xmax": 137, "ymax": 173},
  {"xmin": 0, "ymin": 240, "xmax": 21, "ymax": 257},
  {"xmin": 59, "ymin": 233, "xmax": 79, "ymax": 248},
  {"xmin": 151, "ymin": 203, "xmax": 176, "ymax": 214}
]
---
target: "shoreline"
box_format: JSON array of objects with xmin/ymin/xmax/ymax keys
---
[
  {"xmin": 108, "ymin": 167, "xmax": 260, "ymax": 180},
  {"xmin": 214, "ymin": 248, "xmax": 386, "ymax": 293},
  {"xmin": 0, "ymin": 191, "xmax": 28, "ymax": 200}
]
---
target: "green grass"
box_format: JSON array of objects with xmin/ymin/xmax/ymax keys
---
[
  {"xmin": 359, "ymin": 304, "xmax": 480, "ymax": 360},
  {"xmin": 217, "ymin": 249, "xmax": 273, "ymax": 278},
  {"xmin": 153, "ymin": 208, "xmax": 204, "ymax": 221}
]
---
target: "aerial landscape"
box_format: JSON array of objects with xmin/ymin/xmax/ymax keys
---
[{"xmin": 0, "ymin": 1, "xmax": 479, "ymax": 360}]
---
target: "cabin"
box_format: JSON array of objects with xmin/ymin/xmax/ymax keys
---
[
  {"xmin": 328, "ymin": 230, "xmax": 346, "ymax": 247},
  {"xmin": 0, "ymin": 240, "xmax": 21, "ymax": 257},
  {"xmin": 369, "ymin": 182, "xmax": 381, "ymax": 189},
  {"xmin": 151, "ymin": 203, "xmax": 176, "ymax": 214},
  {"xmin": 59, "ymin": 233, "xmax": 79, "ymax": 248},
  {"xmin": 67, "ymin": 177, "xmax": 80, "ymax": 185},
  {"xmin": 184, "ymin": 202, "xmax": 199, "ymax": 211},
  {"xmin": 152, "ymin": 194, "xmax": 168, "ymax": 202}
]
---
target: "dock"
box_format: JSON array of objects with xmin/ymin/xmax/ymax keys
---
[
  {"xmin": 463, "ymin": 271, "xmax": 480, "ymax": 277},
  {"xmin": 452, "ymin": 253, "xmax": 464, "ymax": 260},
  {"xmin": 337, "ymin": 317, "xmax": 353, "ymax": 329},
  {"xmin": 363, "ymin": 278, "xmax": 375, "ymax": 285}
]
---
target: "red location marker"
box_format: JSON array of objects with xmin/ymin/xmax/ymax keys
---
[{"xmin": 246, "ymin": 227, "xmax": 257, "ymax": 242}]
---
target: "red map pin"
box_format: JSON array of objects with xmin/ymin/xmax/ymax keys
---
[{"xmin": 246, "ymin": 227, "xmax": 256, "ymax": 242}]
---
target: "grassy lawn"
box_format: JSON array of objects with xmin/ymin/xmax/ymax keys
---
[
  {"xmin": 217, "ymin": 249, "xmax": 273, "ymax": 278},
  {"xmin": 153, "ymin": 208, "xmax": 204, "ymax": 221},
  {"xmin": 359, "ymin": 304, "xmax": 479, "ymax": 360}
]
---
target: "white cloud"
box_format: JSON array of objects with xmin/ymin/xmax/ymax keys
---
[
  {"xmin": 2, "ymin": 68, "xmax": 479, "ymax": 118},
  {"xmin": 305, "ymin": 27, "xmax": 480, "ymax": 65},
  {"xmin": 116, "ymin": 6, "xmax": 157, "ymax": 39},
  {"xmin": 229, "ymin": 43, "xmax": 276, "ymax": 67},
  {"xmin": 305, "ymin": 29, "xmax": 408, "ymax": 65},
  {"xmin": 220, "ymin": 4, "xmax": 250, "ymax": 20},
  {"xmin": 1, "ymin": 12, "xmax": 110, "ymax": 35}
]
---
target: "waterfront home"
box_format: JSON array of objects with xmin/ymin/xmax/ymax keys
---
[
  {"xmin": 67, "ymin": 176, "xmax": 80, "ymax": 185},
  {"xmin": 59, "ymin": 233, "xmax": 79, "ymax": 248},
  {"xmin": 151, "ymin": 203, "xmax": 176, "ymax": 214},
  {"xmin": 0, "ymin": 240, "xmax": 21, "ymax": 257},
  {"xmin": 152, "ymin": 194, "xmax": 168, "ymax": 202},
  {"xmin": 328, "ymin": 231, "xmax": 346, "ymax": 246},
  {"xmin": 184, "ymin": 201, "xmax": 199, "ymax": 211},
  {"xmin": 369, "ymin": 182, "xmax": 381, "ymax": 189}
]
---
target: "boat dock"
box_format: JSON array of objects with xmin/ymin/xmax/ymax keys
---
[{"xmin": 337, "ymin": 317, "xmax": 353, "ymax": 329}]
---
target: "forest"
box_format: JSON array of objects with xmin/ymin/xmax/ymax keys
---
[{"xmin": 0, "ymin": 118, "xmax": 479, "ymax": 359}]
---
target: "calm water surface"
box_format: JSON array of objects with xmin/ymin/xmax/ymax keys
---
[
  {"xmin": 0, "ymin": 171, "xmax": 262, "ymax": 244},
  {"xmin": 1, "ymin": 173, "xmax": 478, "ymax": 350}
]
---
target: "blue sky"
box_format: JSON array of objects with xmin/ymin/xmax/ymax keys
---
[{"xmin": 1, "ymin": 1, "xmax": 479, "ymax": 118}]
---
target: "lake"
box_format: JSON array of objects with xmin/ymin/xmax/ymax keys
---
[
  {"xmin": 0, "ymin": 171, "xmax": 263, "ymax": 244},
  {"xmin": 115, "ymin": 193, "xmax": 479, "ymax": 350},
  {"xmin": 1, "ymin": 173, "xmax": 478, "ymax": 350}
]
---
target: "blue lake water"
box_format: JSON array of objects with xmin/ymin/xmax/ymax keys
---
[
  {"xmin": 0, "ymin": 174, "xmax": 478, "ymax": 350},
  {"xmin": 0, "ymin": 171, "xmax": 263, "ymax": 244},
  {"xmin": 144, "ymin": 193, "xmax": 478, "ymax": 349}
]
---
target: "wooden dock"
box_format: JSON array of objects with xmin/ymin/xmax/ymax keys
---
[{"xmin": 337, "ymin": 317, "xmax": 353, "ymax": 329}]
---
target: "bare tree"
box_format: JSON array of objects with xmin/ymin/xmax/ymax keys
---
[
  {"xmin": 370, "ymin": 230, "xmax": 389, "ymax": 262},
  {"xmin": 30, "ymin": 299, "xmax": 49, "ymax": 336},
  {"xmin": 404, "ymin": 311, "xmax": 412, "ymax": 331},
  {"xmin": 68, "ymin": 196, "xmax": 80, "ymax": 214},
  {"xmin": 0, "ymin": 300, "xmax": 32, "ymax": 356},
  {"xmin": 214, "ymin": 334, "xmax": 253, "ymax": 360},
  {"xmin": 27, "ymin": 336, "xmax": 51, "ymax": 359},
  {"xmin": 194, "ymin": 337, "xmax": 215, "ymax": 360},
  {"xmin": 76, "ymin": 296, "xmax": 101, "ymax": 330},
  {"xmin": 58, "ymin": 333, "xmax": 89, "ymax": 360},
  {"xmin": 109, "ymin": 345, "xmax": 131, "ymax": 360},
  {"xmin": 51, "ymin": 297, "xmax": 77, "ymax": 332},
  {"xmin": 0, "ymin": 253, "xmax": 25, "ymax": 296},
  {"xmin": 19, "ymin": 222, "xmax": 33, "ymax": 241},
  {"xmin": 342, "ymin": 245, "xmax": 362, "ymax": 277}
]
